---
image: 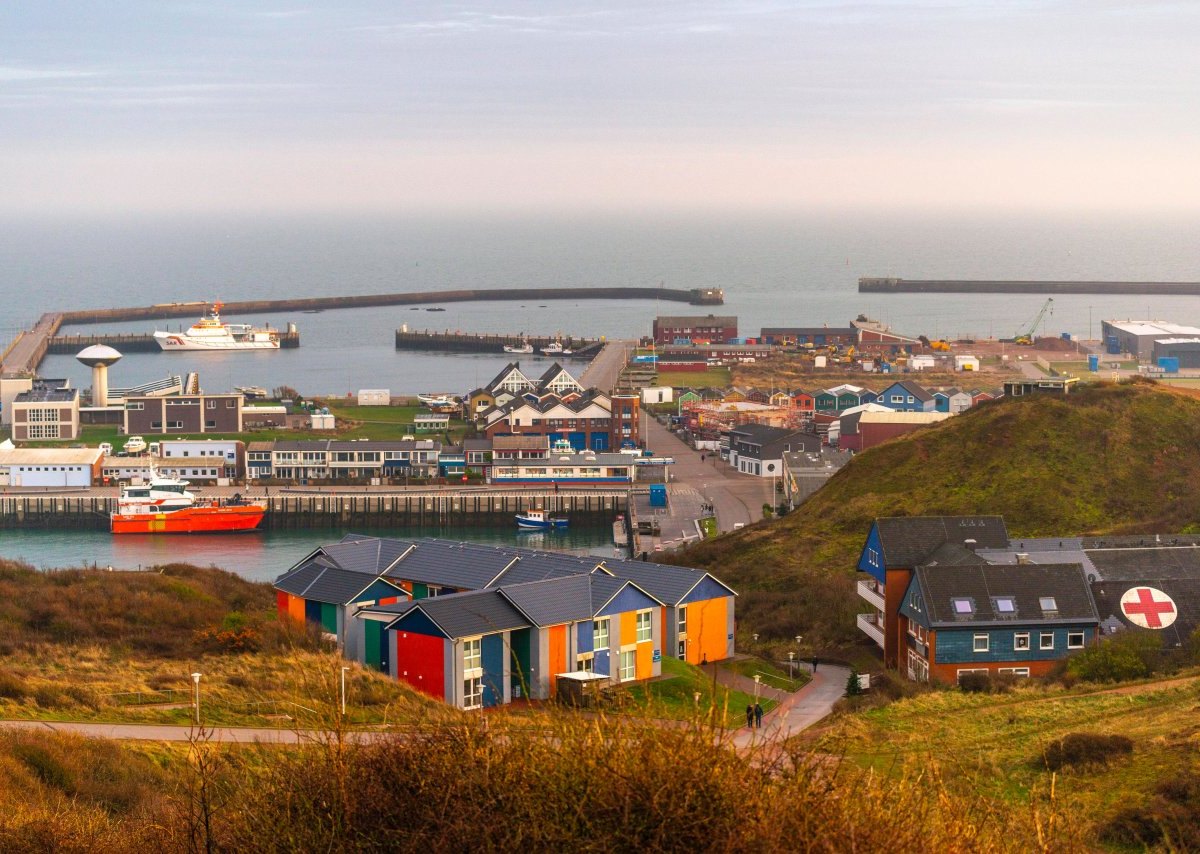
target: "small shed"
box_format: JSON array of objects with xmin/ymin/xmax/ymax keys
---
[
  {"xmin": 555, "ymin": 671, "xmax": 611, "ymax": 707},
  {"xmin": 357, "ymin": 389, "xmax": 391, "ymax": 406},
  {"xmin": 954, "ymin": 355, "xmax": 980, "ymax": 372},
  {"xmin": 413, "ymin": 413, "xmax": 450, "ymax": 432}
]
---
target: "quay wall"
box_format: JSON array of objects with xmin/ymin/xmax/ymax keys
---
[
  {"xmin": 47, "ymin": 331, "xmax": 300, "ymax": 354},
  {"xmin": 59, "ymin": 287, "xmax": 719, "ymax": 326},
  {"xmin": 0, "ymin": 491, "xmax": 627, "ymax": 531},
  {"xmin": 395, "ymin": 330, "xmax": 602, "ymax": 355},
  {"xmin": 859, "ymin": 277, "xmax": 1200, "ymax": 295}
]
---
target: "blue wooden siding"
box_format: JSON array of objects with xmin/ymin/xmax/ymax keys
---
[
  {"xmin": 593, "ymin": 649, "xmax": 611, "ymax": 676},
  {"xmin": 857, "ymin": 524, "xmax": 886, "ymax": 582},
  {"xmin": 597, "ymin": 584, "xmax": 659, "ymax": 617},
  {"xmin": 353, "ymin": 578, "xmax": 405, "ymax": 604},
  {"xmin": 934, "ymin": 626, "xmax": 1094, "ymax": 664},
  {"xmin": 481, "ymin": 633, "xmax": 505, "ymax": 708},
  {"xmin": 681, "ymin": 575, "xmax": 736, "ymax": 605},
  {"xmin": 304, "ymin": 599, "xmax": 322, "ymax": 624},
  {"xmin": 577, "ymin": 623, "xmax": 594, "ymax": 655},
  {"xmin": 391, "ymin": 608, "xmax": 448, "ymax": 639}
]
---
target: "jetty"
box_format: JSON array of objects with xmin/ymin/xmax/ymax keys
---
[
  {"xmin": 860, "ymin": 277, "xmax": 1200, "ymax": 295},
  {"xmin": 394, "ymin": 330, "xmax": 603, "ymax": 357},
  {"xmin": 0, "ymin": 489, "xmax": 628, "ymax": 531}
]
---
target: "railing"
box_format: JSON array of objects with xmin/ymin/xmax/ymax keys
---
[
  {"xmin": 856, "ymin": 613, "xmax": 885, "ymax": 648},
  {"xmin": 107, "ymin": 689, "xmax": 189, "ymax": 706},
  {"xmin": 856, "ymin": 578, "xmax": 886, "ymax": 611}
]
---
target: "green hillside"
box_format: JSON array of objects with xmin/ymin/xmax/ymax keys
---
[{"xmin": 672, "ymin": 380, "xmax": 1200, "ymax": 647}]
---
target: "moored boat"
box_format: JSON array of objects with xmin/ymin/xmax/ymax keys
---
[
  {"xmin": 503, "ymin": 340, "xmax": 534, "ymax": 354},
  {"xmin": 515, "ymin": 507, "xmax": 569, "ymax": 530},
  {"xmin": 539, "ymin": 341, "xmax": 574, "ymax": 356},
  {"xmin": 154, "ymin": 303, "xmax": 280, "ymax": 351},
  {"xmin": 111, "ymin": 473, "xmax": 266, "ymax": 534}
]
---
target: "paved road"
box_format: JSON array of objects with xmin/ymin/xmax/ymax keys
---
[
  {"xmin": 643, "ymin": 416, "xmax": 771, "ymax": 533},
  {"xmin": 580, "ymin": 339, "xmax": 636, "ymax": 393},
  {"xmin": 727, "ymin": 662, "xmax": 849, "ymax": 748}
]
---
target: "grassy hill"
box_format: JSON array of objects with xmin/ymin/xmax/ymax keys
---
[{"xmin": 671, "ymin": 380, "xmax": 1200, "ymax": 647}]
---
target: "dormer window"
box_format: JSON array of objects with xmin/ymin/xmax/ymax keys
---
[
  {"xmin": 992, "ymin": 596, "xmax": 1017, "ymax": 615},
  {"xmin": 951, "ymin": 597, "xmax": 975, "ymax": 617}
]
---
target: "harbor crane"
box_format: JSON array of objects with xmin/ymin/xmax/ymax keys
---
[{"xmin": 1014, "ymin": 298, "xmax": 1054, "ymax": 346}]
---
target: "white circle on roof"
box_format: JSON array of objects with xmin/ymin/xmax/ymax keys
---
[
  {"xmin": 76, "ymin": 344, "xmax": 123, "ymax": 366},
  {"xmin": 1119, "ymin": 586, "xmax": 1177, "ymax": 630}
]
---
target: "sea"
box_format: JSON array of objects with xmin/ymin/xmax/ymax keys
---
[{"xmin": 3, "ymin": 208, "xmax": 1199, "ymax": 574}]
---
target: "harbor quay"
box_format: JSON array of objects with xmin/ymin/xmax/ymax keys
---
[{"xmin": 0, "ymin": 485, "xmax": 630, "ymax": 531}]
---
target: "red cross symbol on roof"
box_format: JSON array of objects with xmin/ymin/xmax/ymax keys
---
[{"xmin": 1120, "ymin": 587, "xmax": 1177, "ymax": 630}]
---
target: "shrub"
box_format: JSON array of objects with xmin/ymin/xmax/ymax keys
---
[
  {"xmin": 0, "ymin": 670, "xmax": 27, "ymax": 700},
  {"xmin": 1067, "ymin": 632, "xmax": 1163, "ymax": 682},
  {"xmin": 1041, "ymin": 733, "xmax": 1133, "ymax": 771},
  {"xmin": 1101, "ymin": 773, "xmax": 1200, "ymax": 849},
  {"xmin": 958, "ymin": 672, "xmax": 991, "ymax": 693}
]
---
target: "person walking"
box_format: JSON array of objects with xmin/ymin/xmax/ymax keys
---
[
  {"xmin": 753, "ymin": 702, "xmax": 763, "ymax": 729},
  {"xmin": 746, "ymin": 704, "xmax": 754, "ymax": 728},
  {"xmin": 811, "ymin": 656, "xmax": 818, "ymax": 673}
]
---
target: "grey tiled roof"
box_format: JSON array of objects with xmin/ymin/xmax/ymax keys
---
[
  {"xmin": 385, "ymin": 541, "xmax": 519, "ymax": 589},
  {"xmin": 917, "ymin": 563, "xmax": 1097, "ymax": 627},
  {"xmin": 395, "ymin": 589, "xmax": 531, "ymax": 639},
  {"xmin": 601, "ymin": 559, "xmax": 727, "ymax": 605},
  {"xmin": 274, "ymin": 561, "xmax": 324, "ymax": 594},
  {"xmin": 1090, "ymin": 578, "xmax": 1200, "ymax": 648},
  {"xmin": 874, "ymin": 516, "xmax": 1009, "ymax": 568},
  {"xmin": 1084, "ymin": 546, "xmax": 1200, "ymax": 581},
  {"xmin": 275, "ymin": 564, "xmax": 400, "ymax": 605},
  {"xmin": 499, "ymin": 575, "xmax": 595, "ymax": 626},
  {"xmin": 490, "ymin": 554, "xmax": 596, "ymax": 586}
]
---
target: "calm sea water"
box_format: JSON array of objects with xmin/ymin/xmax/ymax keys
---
[
  {"xmin": 5, "ymin": 210, "xmax": 1200, "ymax": 395},
  {"xmin": 4, "ymin": 209, "xmax": 1200, "ymax": 570},
  {"xmin": 0, "ymin": 524, "xmax": 621, "ymax": 583}
]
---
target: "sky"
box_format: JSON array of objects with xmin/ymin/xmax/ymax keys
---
[{"xmin": 0, "ymin": 1, "xmax": 1197, "ymax": 214}]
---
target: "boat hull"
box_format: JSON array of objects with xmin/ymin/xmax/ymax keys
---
[
  {"xmin": 515, "ymin": 515, "xmax": 569, "ymax": 530},
  {"xmin": 111, "ymin": 503, "xmax": 266, "ymax": 534},
  {"xmin": 154, "ymin": 332, "xmax": 279, "ymax": 351}
]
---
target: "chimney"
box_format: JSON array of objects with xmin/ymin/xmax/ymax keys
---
[
  {"xmin": 964, "ymin": 538, "xmax": 977, "ymax": 552},
  {"xmin": 1016, "ymin": 553, "xmax": 1030, "ymax": 564}
]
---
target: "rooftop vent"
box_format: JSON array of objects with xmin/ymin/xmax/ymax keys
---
[
  {"xmin": 964, "ymin": 538, "xmax": 978, "ymax": 551},
  {"xmin": 1016, "ymin": 553, "xmax": 1031, "ymax": 564}
]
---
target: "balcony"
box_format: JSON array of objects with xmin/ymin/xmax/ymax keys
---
[
  {"xmin": 857, "ymin": 578, "xmax": 885, "ymax": 611},
  {"xmin": 857, "ymin": 613, "xmax": 885, "ymax": 648}
]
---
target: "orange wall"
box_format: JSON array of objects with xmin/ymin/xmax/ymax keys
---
[
  {"xmin": 619, "ymin": 611, "xmax": 636, "ymax": 648},
  {"xmin": 548, "ymin": 625, "xmax": 567, "ymax": 695},
  {"xmin": 686, "ymin": 597, "xmax": 730, "ymax": 664},
  {"xmin": 636, "ymin": 634, "xmax": 653, "ymax": 679},
  {"xmin": 286, "ymin": 593, "xmax": 305, "ymax": 623}
]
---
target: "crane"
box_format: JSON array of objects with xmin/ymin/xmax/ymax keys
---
[{"xmin": 1014, "ymin": 298, "xmax": 1054, "ymax": 345}]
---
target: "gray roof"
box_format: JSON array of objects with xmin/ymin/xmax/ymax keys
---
[
  {"xmin": 275, "ymin": 563, "xmax": 400, "ymax": 605},
  {"xmin": 385, "ymin": 541, "xmax": 520, "ymax": 589},
  {"xmin": 916, "ymin": 563, "xmax": 1098, "ymax": 627},
  {"xmin": 393, "ymin": 589, "xmax": 531, "ymax": 639},
  {"xmin": 1090, "ymin": 578, "xmax": 1200, "ymax": 648},
  {"xmin": 601, "ymin": 559, "xmax": 732, "ymax": 605},
  {"xmin": 499, "ymin": 575, "xmax": 596, "ymax": 626},
  {"xmin": 729, "ymin": 423, "xmax": 793, "ymax": 445},
  {"xmin": 1085, "ymin": 545, "xmax": 1200, "ymax": 581},
  {"xmin": 490, "ymin": 553, "xmax": 599, "ymax": 586},
  {"xmin": 873, "ymin": 516, "xmax": 1010, "ymax": 568}
]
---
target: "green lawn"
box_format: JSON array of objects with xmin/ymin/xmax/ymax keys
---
[
  {"xmin": 656, "ymin": 367, "xmax": 732, "ymax": 389},
  {"xmin": 617, "ymin": 656, "xmax": 777, "ymax": 727},
  {"xmin": 721, "ymin": 656, "xmax": 810, "ymax": 692},
  {"xmin": 698, "ymin": 516, "xmax": 718, "ymax": 538}
]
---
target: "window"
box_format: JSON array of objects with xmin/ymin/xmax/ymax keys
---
[
  {"xmin": 207, "ymin": 400, "xmax": 216, "ymax": 409},
  {"xmin": 1014, "ymin": 632, "xmax": 1031, "ymax": 651},
  {"xmin": 998, "ymin": 667, "xmax": 1030, "ymax": 677},
  {"xmin": 619, "ymin": 650, "xmax": 636, "ymax": 681},
  {"xmin": 205, "ymin": 420, "xmax": 216, "ymax": 428},
  {"xmin": 576, "ymin": 653, "xmax": 593, "ymax": 672},
  {"xmin": 463, "ymin": 676, "xmax": 482, "ymax": 710},
  {"xmin": 677, "ymin": 640, "xmax": 686, "ymax": 659},
  {"xmin": 463, "ymin": 637, "xmax": 481, "ymax": 671},
  {"xmin": 677, "ymin": 606, "xmax": 687, "ymax": 637},
  {"xmin": 973, "ymin": 633, "xmax": 989, "ymax": 653},
  {"xmin": 226, "ymin": 400, "xmax": 236, "ymax": 408},
  {"xmin": 957, "ymin": 668, "xmax": 988, "ymax": 682},
  {"xmin": 126, "ymin": 402, "xmax": 144, "ymax": 410},
  {"xmin": 992, "ymin": 596, "xmax": 1017, "ymax": 615},
  {"xmin": 592, "ymin": 618, "xmax": 609, "ymax": 650},
  {"xmin": 635, "ymin": 610, "xmax": 652, "ymax": 642},
  {"xmin": 1067, "ymin": 631, "xmax": 1086, "ymax": 649},
  {"xmin": 1040, "ymin": 632, "xmax": 1054, "ymax": 650},
  {"xmin": 1039, "ymin": 596, "xmax": 1058, "ymax": 613},
  {"xmin": 952, "ymin": 598, "xmax": 975, "ymax": 617}
]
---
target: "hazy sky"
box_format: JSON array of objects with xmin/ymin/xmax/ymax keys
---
[{"xmin": 1, "ymin": 1, "xmax": 1197, "ymax": 214}]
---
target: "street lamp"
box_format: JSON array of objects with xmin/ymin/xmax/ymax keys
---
[
  {"xmin": 341, "ymin": 666, "xmax": 350, "ymax": 717},
  {"xmin": 788, "ymin": 651, "xmax": 795, "ymax": 679},
  {"xmin": 753, "ymin": 674, "xmax": 761, "ymax": 702},
  {"xmin": 191, "ymin": 672, "xmax": 202, "ymax": 726},
  {"xmin": 752, "ymin": 633, "xmax": 759, "ymax": 643}
]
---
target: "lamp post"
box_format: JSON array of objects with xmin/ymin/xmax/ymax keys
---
[
  {"xmin": 788, "ymin": 651, "xmax": 795, "ymax": 679},
  {"xmin": 341, "ymin": 666, "xmax": 350, "ymax": 718},
  {"xmin": 753, "ymin": 674, "xmax": 761, "ymax": 703},
  {"xmin": 191, "ymin": 672, "xmax": 202, "ymax": 726}
]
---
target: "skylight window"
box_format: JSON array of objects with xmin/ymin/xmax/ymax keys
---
[
  {"xmin": 993, "ymin": 596, "xmax": 1017, "ymax": 614},
  {"xmin": 951, "ymin": 598, "xmax": 974, "ymax": 616},
  {"xmin": 1039, "ymin": 596, "xmax": 1058, "ymax": 613}
]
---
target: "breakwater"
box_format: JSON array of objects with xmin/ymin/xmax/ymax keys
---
[
  {"xmin": 395, "ymin": 330, "xmax": 604, "ymax": 356},
  {"xmin": 860, "ymin": 277, "xmax": 1200, "ymax": 295},
  {"xmin": 46, "ymin": 330, "xmax": 300, "ymax": 354},
  {"xmin": 0, "ymin": 491, "xmax": 627, "ymax": 531},
  {"xmin": 59, "ymin": 287, "xmax": 724, "ymax": 326}
]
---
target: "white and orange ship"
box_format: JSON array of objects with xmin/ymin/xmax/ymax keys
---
[{"xmin": 110, "ymin": 472, "xmax": 266, "ymax": 534}]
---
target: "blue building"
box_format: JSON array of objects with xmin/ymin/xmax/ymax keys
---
[{"xmin": 876, "ymin": 381, "xmax": 935, "ymax": 412}]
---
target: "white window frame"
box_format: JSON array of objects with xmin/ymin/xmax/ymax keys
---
[
  {"xmin": 957, "ymin": 668, "xmax": 988, "ymax": 682},
  {"xmin": 1013, "ymin": 632, "xmax": 1031, "ymax": 651},
  {"xmin": 463, "ymin": 637, "xmax": 482, "ymax": 672},
  {"xmin": 463, "ymin": 676, "xmax": 482, "ymax": 710},
  {"xmin": 576, "ymin": 652, "xmax": 594, "ymax": 672},
  {"xmin": 1039, "ymin": 632, "xmax": 1054, "ymax": 650},
  {"xmin": 635, "ymin": 610, "xmax": 653, "ymax": 643},
  {"xmin": 973, "ymin": 633, "xmax": 989, "ymax": 653},
  {"xmin": 677, "ymin": 606, "xmax": 687, "ymax": 637},
  {"xmin": 1067, "ymin": 631, "xmax": 1085, "ymax": 649},
  {"xmin": 998, "ymin": 667, "xmax": 1030, "ymax": 677},
  {"xmin": 593, "ymin": 618, "xmax": 610, "ymax": 650},
  {"xmin": 619, "ymin": 649, "xmax": 636, "ymax": 682}
]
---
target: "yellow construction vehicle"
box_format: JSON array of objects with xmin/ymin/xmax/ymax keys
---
[{"xmin": 930, "ymin": 340, "xmax": 951, "ymax": 352}]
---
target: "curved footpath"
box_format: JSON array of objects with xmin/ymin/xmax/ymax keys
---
[{"xmin": 722, "ymin": 662, "xmax": 850, "ymax": 749}]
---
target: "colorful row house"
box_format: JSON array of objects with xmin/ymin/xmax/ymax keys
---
[{"xmin": 273, "ymin": 535, "xmax": 738, "ymax": 709}]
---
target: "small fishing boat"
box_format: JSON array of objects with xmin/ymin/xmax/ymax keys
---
[
  {"xmin": 503, "ymin": 340, "xmax": 534, "ymax": 354},
  {"xmin": 539, "ymin": 341, "xmax": 574, "ymax": 356},
  {"xmin": 516, "ymin": 507, "xmax": 569, "ymax": 530}
]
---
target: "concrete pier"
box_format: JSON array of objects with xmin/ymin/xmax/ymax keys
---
[
  {"xmin": 394, "ymin": 330, "xmax": 602, "ymax": 356},
  {"xmin": 860, "ymin": 277, "xmax": 1200, "ymax": 295}
]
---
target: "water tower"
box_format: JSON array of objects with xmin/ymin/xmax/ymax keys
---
[{"xmin": 76, "ymin": 344, "xmax": 122, "ymax": 406}]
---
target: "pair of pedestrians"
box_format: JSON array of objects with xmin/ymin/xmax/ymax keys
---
[{"xmin": 744, "ymin": 702, "xmax": 763, "ymax": 729}]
